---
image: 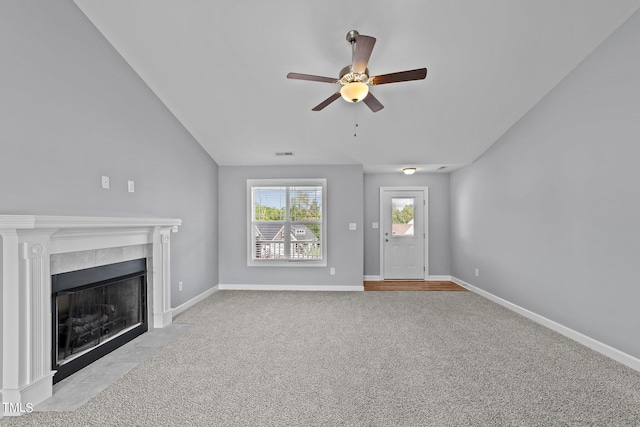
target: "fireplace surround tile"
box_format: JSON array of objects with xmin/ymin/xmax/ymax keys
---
[
  {"xmin": 95, "ymin": 247, "xmax": 124, "ymax": 266},
  {"xmin": 50, "ymin": 244, "xmax": 152, "ymax": 275},
  {"xmin": 51, "ymin": 250, "xmax": 96, "ymax": 275},
  {"xmin": 123, "ymin": 243, "xmax": 147, "ymax": 261}
]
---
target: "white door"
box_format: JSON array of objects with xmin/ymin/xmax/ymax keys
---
[{"xmin": 382, "ymin": 189, "xmax": 425, "ymax": 279}]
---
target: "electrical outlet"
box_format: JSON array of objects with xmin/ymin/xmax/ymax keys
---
[
  {"xmin": 475, "ymin": 268, "xmax": 479, "ymax": 277},
  {"xmin": 330, "ymin": 268, "xmax": 335, "ymax": 275},
  {"xmin": 178, "ymin": 281, "xmax": 183, "ymax": 291},
  {"xmin": 101, "ymin": 176, "xmax": 110, "ymax": 189},
  {"xmin": 128, "ymin": 180, "xmax": 135, "ymax": 193}
]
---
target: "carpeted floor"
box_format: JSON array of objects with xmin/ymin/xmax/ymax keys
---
[{"xmin": 5, "ymin": 290, "xmax": 640, "ymax": 426}]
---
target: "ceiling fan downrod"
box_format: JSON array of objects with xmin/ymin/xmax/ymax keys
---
[{"xmin": 346, "ymin": 30, "xmax": 359, "ymax": 70}]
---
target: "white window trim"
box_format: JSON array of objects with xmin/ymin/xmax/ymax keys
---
[{"xmin": 247, "ymin": 178, "xmax": 327, "ymax": 267}]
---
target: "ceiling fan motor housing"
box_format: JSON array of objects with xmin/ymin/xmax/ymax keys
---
[{"xmin": 339, "ymin": 65, "xmax": 369, "ymax": 81}]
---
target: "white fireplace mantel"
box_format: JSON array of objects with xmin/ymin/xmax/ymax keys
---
[{"xmin": 0, "ymin": 215, "xmax": 181, "ymax": 416}]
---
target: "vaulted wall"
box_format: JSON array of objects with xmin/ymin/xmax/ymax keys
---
[
  {"xmin": 0, "ymin": 1, "xmax": 219, "ymax": 308},
  {"xmin": 450, "ymin": 9, "xmax": 640, "ymax": 358}
]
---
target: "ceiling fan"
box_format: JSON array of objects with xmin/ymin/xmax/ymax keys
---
[{"xmin": 287, "ymin": 30, "xmax": 427, "ymax": 113}]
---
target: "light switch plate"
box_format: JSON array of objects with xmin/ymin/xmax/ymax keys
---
[
  {"xmin": 372, "ymin": 222, "xmax": 379, "ymax": 229},
  {"xmin": 349, "ymin": 223, "xmax": 357, "ymax": 230},
  {"xmin": 101, "ymin": 176, "xmax": 110, "ymax": 189},
  {"xmin": 128, "ymin": 180, "xmax": 135, "ymax": 193}
]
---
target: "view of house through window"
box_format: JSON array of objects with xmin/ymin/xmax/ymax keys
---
[
  {"xmin": 391, "ymin": 197, "xmax": 415, "ymax": 236},
  {"xmin": 248, "ymin": 179, "xmax": 326, "ymax": 265}
]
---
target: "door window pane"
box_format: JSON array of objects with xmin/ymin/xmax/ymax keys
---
[{"xmin": 391, "ymin": 197, "xmax": 414, "ymax": 236}]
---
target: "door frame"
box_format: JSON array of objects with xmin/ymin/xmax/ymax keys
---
[{"xmin": 379, "ymin": 186, "xmax": 429, "ymax": 280}]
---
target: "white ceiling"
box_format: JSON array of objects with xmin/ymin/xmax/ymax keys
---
[{"xmin": 73, "ymin": 0, "xmax": 640, "ymax": 174}]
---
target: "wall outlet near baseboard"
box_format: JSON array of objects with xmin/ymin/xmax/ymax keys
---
[
  {"xmin": 475, "ymin": 268, "xmax": 479, "ymax": 277},
  {"xmin": 330, "ymin": 267, "xmax": 335, "ymax": 275},
  {"xmin": 178, "ymin": 281, "xmax": 183, "ymax": 291}
]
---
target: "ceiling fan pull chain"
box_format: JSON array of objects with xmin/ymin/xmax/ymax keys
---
[{"xmin": 354, "ymin": 104, "xmax": 358, "ymax": 137}]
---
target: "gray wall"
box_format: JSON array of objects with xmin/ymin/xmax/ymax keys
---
[
  {"xmin": 450, "ymin": 10, "xmax": 640, "ymax": 358},
  {"xmin": 219, "ymin": 165, "xmax": 363, "ymax": 287},
  {"xmin": 0, "ymin": 1, "xmax": 219, "ymax": 308},
  {"xmin": 363, "ymin": 173, "xmax": 451, "ymax": 277}
]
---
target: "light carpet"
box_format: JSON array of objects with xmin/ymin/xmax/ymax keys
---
[{"xmin": 5, "ymin": 290, "xmax": 640, "ymax": 426}]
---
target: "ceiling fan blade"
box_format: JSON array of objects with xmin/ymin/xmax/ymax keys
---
[
  {"xmin": 370, "ymin": 68, "xmax": 427, "ymax": 85},
  {"xmin": 287, "ymin": 73, "xmax": 337, "ymax": 84},
  {"xmin": 352, "ymin": 35, "xmax": 376, "ymax": 74},
  {"xmin": 312, "ymin": 92, "xmax": 341, "ymax": 111},
  {"xmin": 363, "ymin": 92, "xmax": 384, "ymax": 112}
]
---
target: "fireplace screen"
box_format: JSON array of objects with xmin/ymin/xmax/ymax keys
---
[
  {"xmin": 55, "ymin": 277, "xmax": 143, "ymax": 366},
  {"xmin": 52, "ymin": 258, "xmax": 147, "ymax": 382}
]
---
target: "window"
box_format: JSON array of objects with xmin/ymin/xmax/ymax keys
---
[
  {"xmin": 391, "ymin": 197, "xmax": 415, "ymax": 236},
  {"xmin": 247, "ymin": 179, "xmax": 326, "ymax": 266}
]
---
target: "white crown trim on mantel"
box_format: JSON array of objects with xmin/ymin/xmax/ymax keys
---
[{"xmin": 0, "ymin": 215, "xmax": 181, "ymax": 416}]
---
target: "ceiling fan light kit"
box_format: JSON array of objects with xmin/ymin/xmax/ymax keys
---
[
  {"xmin": 340, "ymin": 82, "xmax": 369, "ymax": 103},
  {"xmin": 287, "ymin": 30, "xmax": 427, "ymax": 112}
]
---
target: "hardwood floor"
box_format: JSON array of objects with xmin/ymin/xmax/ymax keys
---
[{"xmin": 364, "ymin": 280, "xmax": 467, "ymax": 291}]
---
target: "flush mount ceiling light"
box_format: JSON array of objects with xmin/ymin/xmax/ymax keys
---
[
  {"xmin": 287, "ymin": 30, "xmax": 427, "ymax": 112},
  {"xmin": 403, "ymin": 167, "xmax": 417, "ymax": 175}
]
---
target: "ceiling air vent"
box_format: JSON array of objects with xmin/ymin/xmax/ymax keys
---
[{"xmin": 275, "ymin": 152, "xmax": 294, "ymax": 157}]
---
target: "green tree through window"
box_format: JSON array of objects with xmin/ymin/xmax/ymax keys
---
[
  {"xmin": 392, "ymin": 204, "xmax": 414, "ymax": 224},
  {"xmin": 290, "ymin": 190, "xmax": 321, "ymax": 238}
]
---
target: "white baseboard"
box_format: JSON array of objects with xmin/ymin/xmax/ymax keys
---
[
  {"xmin": 452, "ymin": 276, "xmax": 640, "ymax": 372},
  {"xmin": 363, "ymin": 275, "xmax": 382, "ymax": 281},
  {"xmin": 171, "ymin": 285, "xmax": 220, "ymax": 318},
  {"xmin": 218, "ymin": 284, "xmax": 364, "ymax": 292},
  {"xmin": 427, "ymin": 275, "xmax": 452, "ymax": 281}
]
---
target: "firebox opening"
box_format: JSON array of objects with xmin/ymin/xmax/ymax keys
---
[{"xmin": 51, "ymin": 258, "xmax": 148, "ymax": 383}]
